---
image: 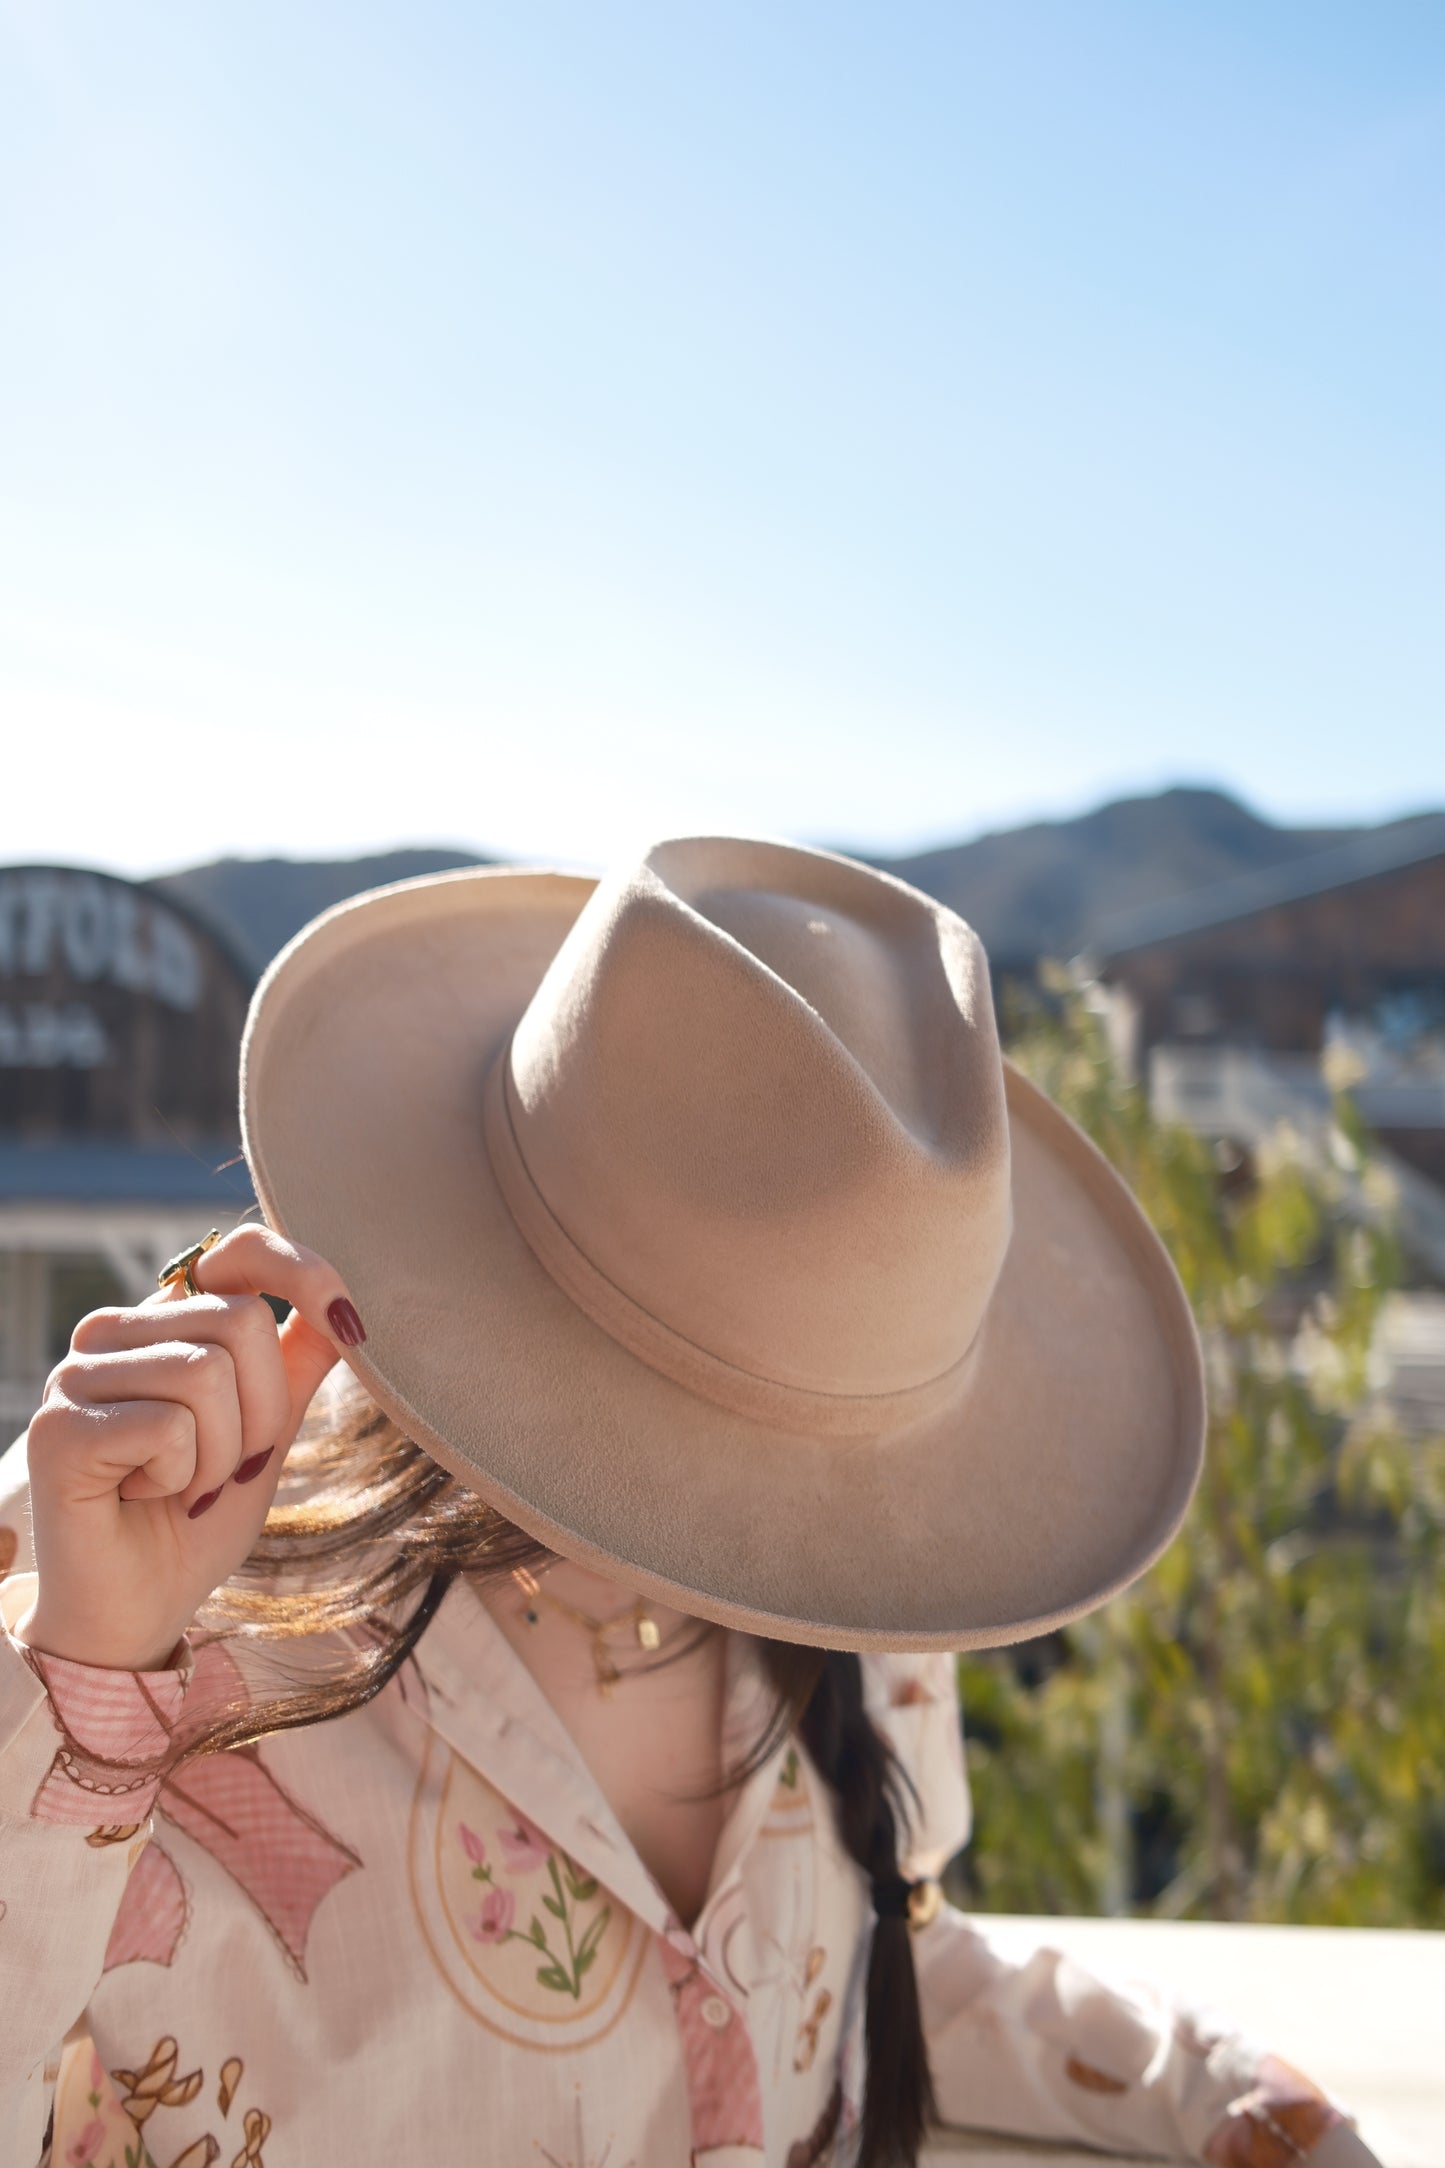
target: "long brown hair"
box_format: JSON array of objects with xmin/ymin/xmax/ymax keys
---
[{"xmin": 181, "ymin": 1383, "xmax": 935, "ymax": 2165}]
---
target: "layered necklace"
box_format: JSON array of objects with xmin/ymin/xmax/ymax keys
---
[{"xmin": 512, "ymin": 1566, "xmax": 666, "ymax": 1695}]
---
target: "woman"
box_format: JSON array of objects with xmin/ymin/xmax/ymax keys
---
[{"xmin": 0, "ymin": 837, "xmax": 1374, "ymax": 2167}]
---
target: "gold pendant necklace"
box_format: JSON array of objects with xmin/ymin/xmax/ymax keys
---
[{"xmin": 513, "ymin": 1568, "xmax": 663, "ymax": 1695}]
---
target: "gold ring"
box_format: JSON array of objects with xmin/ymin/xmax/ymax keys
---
[{"xmin": 157, "ymin": 1229, "xmax": 221, "ymax": 1299}]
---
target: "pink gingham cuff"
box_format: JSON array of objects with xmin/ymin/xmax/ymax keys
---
[{"xmin": 24, "ymin": 1642, "xmax": 191, "ymax": 1828}]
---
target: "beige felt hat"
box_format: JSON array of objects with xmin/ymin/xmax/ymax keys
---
[{"xmin": 241, "ymin": 836, "xmax": 1204, "ymax": 1652}]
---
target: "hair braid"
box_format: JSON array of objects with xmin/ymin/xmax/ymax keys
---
[{"xmin": 796, "ymin": 1651, "xmax": 936, "ymax": 2167}]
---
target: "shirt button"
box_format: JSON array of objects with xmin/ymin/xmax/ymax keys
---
[{"xmin": 700, "ymin": 1995, "xmax": 732, "ymax": 2030}]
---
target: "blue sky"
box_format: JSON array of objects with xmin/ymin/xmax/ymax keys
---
[{"xmin": 2, "ymin": 1, "xmax": 1442, "ymax": 874}]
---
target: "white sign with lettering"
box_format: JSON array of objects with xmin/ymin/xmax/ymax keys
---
[
  {"xmin": 0, "ymin": 870, "xmax": 201, "ymax": 1013},
  {"xmin": 0, "ymin": 1004, "xmax": 110, "ymax": 1069}
]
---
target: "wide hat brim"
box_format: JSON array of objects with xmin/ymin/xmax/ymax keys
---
[{"xmin": 241, "ymin": 866, "xmax": 1205, "ymax": 1652}]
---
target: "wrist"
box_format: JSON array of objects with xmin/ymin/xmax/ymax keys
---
[{"xmin": 12, "ymin": 1602, "xmax": 187, "ymax": 1675}]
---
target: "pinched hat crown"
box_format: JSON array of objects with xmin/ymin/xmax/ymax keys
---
[{"xmin": 485, "ymin": 839, "xmax": 1013, "ymax": 1434}]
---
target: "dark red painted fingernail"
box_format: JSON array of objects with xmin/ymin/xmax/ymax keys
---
[
  {"xmin": 327, "ymin": 1297, "xmax": 367, "ymax": 1347},
  {"xmin": 187, "ymin": 1488, "xmax": 222, "ymax": 1520},
  {"xmin": 234, "ymin": 1448, "xmax": 274, "ymax": 1485}
]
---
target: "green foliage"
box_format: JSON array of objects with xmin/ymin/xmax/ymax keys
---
[{"xmin": 952, "ymin": 984, "xmax": 1445, "ymax": 1927}]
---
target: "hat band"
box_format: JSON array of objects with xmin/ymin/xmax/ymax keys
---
[{"xmin": 482, "ymin": 1048, "xmax": 977, "ymax": 1438}]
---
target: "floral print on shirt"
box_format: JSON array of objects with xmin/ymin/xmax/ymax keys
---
[
  {"xmin": 456, "ymin": 1809, "xmax": 613, "ymax": 1998},
  {"xmin": 408, "ymin": 1730, "xmax": 650, "ymax": 2049},
  {"xmin": 49, "ymin": 2031, "xmax": 271, "ymax": 2168}
]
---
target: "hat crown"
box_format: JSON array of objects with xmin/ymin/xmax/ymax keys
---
[{"xmin": 497, "ymin": 837, "xmax": 1012, "ymax": 1412}]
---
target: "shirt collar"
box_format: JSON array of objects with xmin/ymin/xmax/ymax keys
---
[{"xmin": 405, "ymin": 1578, "xmax": 793, "ymax": 1954}]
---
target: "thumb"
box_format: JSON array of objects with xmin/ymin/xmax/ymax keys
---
[{"xmin": 279, "ymin": 1309, "xmax": 344, "ymax": 1437}]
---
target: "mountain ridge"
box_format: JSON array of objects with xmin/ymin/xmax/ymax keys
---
[
  {"xmin": 150, "ymin": 789, "xmax": 1441, "ymax": 980},
  {"xmin": 151, "ymin": 846, "xmax": 492, "ymax": 976}
]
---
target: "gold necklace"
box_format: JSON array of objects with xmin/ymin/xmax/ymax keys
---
[{"xmin": 512, "ymin": 1567, "xmax": 663, "ymax": 1694}]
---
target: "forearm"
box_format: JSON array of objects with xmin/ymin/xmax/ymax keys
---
[
  {"xmin": 915, "ymin": 1903, "xmax": 1370, "ymax": 2164},
  {"xmin": 0, "ymin": 1574, "xmax": 189, "ymax": 2151}
]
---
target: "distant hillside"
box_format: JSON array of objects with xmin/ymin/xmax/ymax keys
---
[
  {"xmin": 151, "ymin": 847, "xmax": 490, "ymax": 976},
  {"xmin": 148, "ymin": 789, "xmax": 1441, "ymax": 980},
  {"xmin": 871, "ymin": 787, "xmax": 1375, "ymax": 963}
]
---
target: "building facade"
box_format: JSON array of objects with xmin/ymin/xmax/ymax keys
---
[
  {"xmin": 1091, "ymin": 822, "xmax": 1445, "ymax": 1424},
  {"xmin": 0, "ymin": 866, "xmax": 254, "ymax": 1442},
  {"xmin": 1093, "ymin": 820, "xmax": 1445, "ymax": 1193}
]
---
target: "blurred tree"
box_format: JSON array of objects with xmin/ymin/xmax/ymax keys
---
[{"xmin": 951, "ymin": 977, "xmax": 1445, "ymax": 1927}]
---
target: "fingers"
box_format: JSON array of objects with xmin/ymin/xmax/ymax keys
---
[
  {"xmin": 181, "ymin": 1224, "xmax": 368, "ymax": 1436},
  {"xmin": 42, "ymin": 1344, "xmax": 243, "ymax": 1517},
  {"xmin": 72, "ymin": 1294, "xmax": 290, "ymax": 1484},
  {"xmin": 29, "ymin": 1397, "xmax": 198, "ymax": 1508},
  {"xmin": 181, "ymin": 1224, "xmax": 364, "ymax": 1349},
  {"xmin": 31, "ymin": 1230, "xmax": 368, "ymax": 1528}
]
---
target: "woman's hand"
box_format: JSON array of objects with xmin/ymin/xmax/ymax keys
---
[{"xmin": 14, "ymin": 1226, "xmax": 366, "ymax": 1673}]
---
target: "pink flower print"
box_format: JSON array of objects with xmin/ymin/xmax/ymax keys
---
[
  {"xmin": 498, "ymin": 1811, "xmax": 551, "ymax": 1873},
  {"xmin": 458, "ymin": 1822, "xmax": 488, "ymax": 1869},
  {"xmin": 67, "ymin": 2119, "xmax": 105, "ymax": 2166},
  {"xmin": 470, "ymin": 1883, "xmax": 516, "ymax": 1944}
]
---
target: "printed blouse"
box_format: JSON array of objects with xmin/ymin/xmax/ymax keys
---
[{"xmin": 0, "ymin": 1439, "xmax": 1364, "ymax": 2168}]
